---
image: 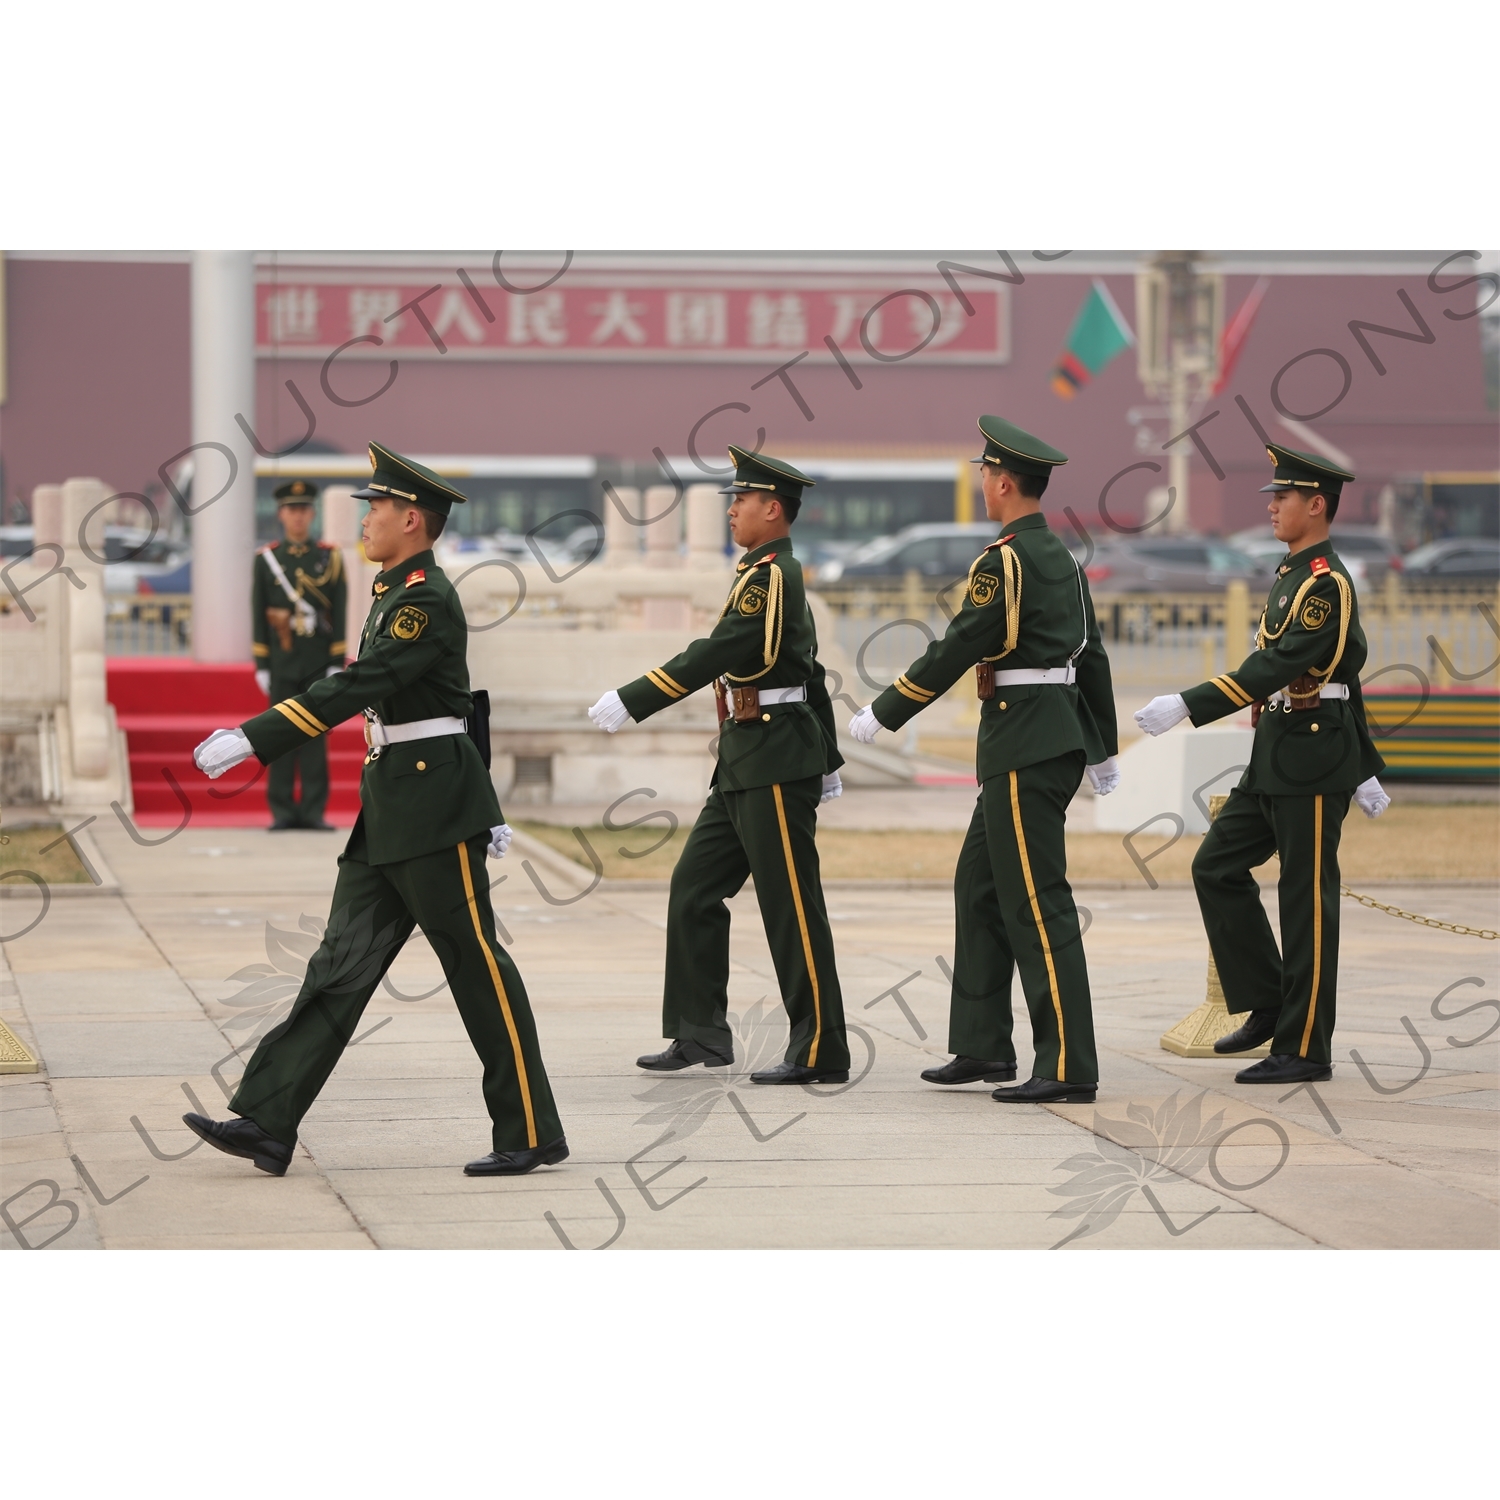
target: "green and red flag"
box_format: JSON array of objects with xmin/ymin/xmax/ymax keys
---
[{"xmin": 1050, "ymin": 279, "xmax": 1134, "ymax": 399}]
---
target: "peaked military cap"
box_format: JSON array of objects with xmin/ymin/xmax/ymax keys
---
[
  {"xmin": 1260, "ymin": 443, "xmax": 1355, "ymax": 498},
  {"xmin": 718, "ymin": 445, "xmax": 815, "ymax": 506},
  {"xmin": 352, "ymin": 441, "xmax": 469, "ymax": 516},
  {"xmin": 273, "ymin": 479, "xmax": 319, "ymax": 504},
  {"xmin": 971, "ymin": 415, "xmax": 1069, "ymax": 478}
]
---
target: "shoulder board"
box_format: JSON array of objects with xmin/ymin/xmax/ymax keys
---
[
  {"xmin": 1310, "ymin": 557, "xmax": 1331, "ymax": 576},
  {"xmin": 759, "ymin": 553, "xmax": 777, "ymax": 566},
  {"xmin": 318, "ymin": 539, "xmax": 336, "ymax": 549},
  {"xmin": 257, "ymin": 544, "xmax": 273, "ymax": 556},
  {"xmin": 404, "ymin": 569, "xmax": 427, "ymax": 587},
  {"xmin": 984, "ymin": 535, "xmax": 1015, "ymax": 550}
]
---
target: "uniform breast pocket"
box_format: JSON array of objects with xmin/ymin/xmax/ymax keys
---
[
  {"xmin": 389, "ymin": 737, "xmax": 458, "ymax": 779},
  {"xmin": 985, "ymin": 683, "xmax": 1040, "ymax": 716}
]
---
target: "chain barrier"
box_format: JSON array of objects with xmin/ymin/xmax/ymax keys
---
[{"xmin": 1341, "ymin": 885, "xmax": 1497, "ymax": 941}]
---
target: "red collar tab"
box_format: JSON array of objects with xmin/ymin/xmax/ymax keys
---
[
  {"xmin": 1310, "ymin": 557, "xmax": 1331, "ymax": 576},
  {"xmin": 988, "ymin": 535, "xmax": 1015, "ymax": 549},
  {"xmin": 404, "ymin": 569, "xmax": 426, "ymax": 586}
]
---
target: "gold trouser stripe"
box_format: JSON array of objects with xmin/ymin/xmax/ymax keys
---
[
  {"xmin": 771, "ymin": 783, "xmax": 822, "ymax": 1068},
  {"xmin": 274, "ymin": 700, "xmax": 329, "ymax": 736},
  {"xmin": 1213, "ymin": 674, "xmax": 1253, "ymax": 707},
  {"xmin": 1300, "ymin": 796, "xmax": 1324, "ymax": 1058},
  {"xmin": 457, "ymin": 840, "xmax": 537, "ymax": 1147},
  {"xmin": 647, "ymin": 668, "xmax": 686, "ymax": 698},
  {"xmin": 1009, "ymin": 770, "xmax": 1067, "ymax": 1081}
]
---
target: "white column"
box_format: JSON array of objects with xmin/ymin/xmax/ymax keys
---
[
  {"xmin": 61, "ymin": 477, "xmax": 110, "ymax": 777},
  {"xmin": 686, "ymin": 483, "xmax": 728, "ymax": 569},
  {"xmin": 31, "ymin": 484, "xmax": 63, "ymax": 548},
  {"xmin": 190, "ymin": 251, "xmax": 256, "ymax": 661},
  {"xmin": 605, "ymin": 485, "xmax": 640, "ymax": 564},
  {"xmin": 320, "ymin": 484, "xmax": 369, "ymax": 658},
  {"xmin": 642, "ymin": 485, "xmax": 682, "ymax": 569}
]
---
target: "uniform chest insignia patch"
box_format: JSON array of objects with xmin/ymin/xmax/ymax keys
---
[
  {"xmin": 390, "ymin": 604, "xmax": 429, "ymax": 640},
  {"xmin": 1310, "ymin": 557, "xmax": 1331, "ymax": 576},
  {"xmin": 404, "ymin": 569, "xmax": 426, "ymax": 587},
  {"xmin": 1278, "ymin": 595, "xmax": 1288, "ymax": 607},
  {"xmin": 1300, "ymin": 595, "xmax": 1332, "ymax": 631},
  {"xmin": 969, "ymin": 572, "xmax": 1000, "ymax": 607},
  {"xmin": 739, "ymin": 584, "xmax": 768, "ymax": 615}
]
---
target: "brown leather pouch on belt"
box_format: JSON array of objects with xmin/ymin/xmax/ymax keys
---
[
  {"xmin": 1251, "ymin": 700, "xmax": 1263, "ymax": 728},
  {"xmin": 731, "ymin": 686, "xmax": 760, "ymax": 722},
  {"xmin": 1285, "ymin": 673, "xmax": 1322, "ymax": 711},
  {"xmin": 714, "ymin": 678, "xmax": 728, "ymax": 726},
  {"xmin": 975, "ymin": 662, "xmax": 995, "ymax": 701}
]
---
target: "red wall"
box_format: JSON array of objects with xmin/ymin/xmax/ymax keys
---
[{"xmin": 6, "ymin": 256, "xmax": 1492, "ymax": 537}]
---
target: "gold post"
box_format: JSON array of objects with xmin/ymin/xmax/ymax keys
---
[
  {"xmin": 954, "ymin": 459, "xmax": 973, "ymax": 523},
  {"xmin": 1224, "ymin": 579, "xmax": 1249, "ymax": 669},
  {"xmin": 0, "ymin": 1018, "xmax": 38, "ymax": 1074},
  {"xmin": 1159, "ymin": 792, "xmax": 1272, "ymax": 1058}
]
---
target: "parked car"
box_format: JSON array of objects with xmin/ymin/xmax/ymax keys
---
[
  {"xmin": 102, "ymin": 528, "xmax": 192, "ymax": 592},
  {"xmin": 1083, "ymin": 537, "xmax": 1272, "ymax": 593},
  {"xmin": 817, "ymin": 524, "xmax": 1004, "ymax": 583},
  {"xmin": 1229, "ymin": 523, "xmax": 1403, "ymax": 587},
  {"xmin": 1399, "ymin": 536, "xmax": 1500, "ymax": 583}
]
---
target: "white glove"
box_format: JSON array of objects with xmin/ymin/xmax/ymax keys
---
[
  {"xmin": 194, "ymin": 727, "xmax": 254, "ymax": 779},
  {"xmin": 255, "ymin": 669, "xmax": 271, "ymax": 697},
  {"xmin": 1086, "ymin": 757, "xmax": 1120, "ymax": 796},
  {"xmin": 847, "ymin": 706, "xmax": 883, "ymax": 744},
  {"xmin": 1353, "ymin": 776, "xmax": 1390, "ymax": 819},
  {"xmin": 820, "ymin": 772, "xmax": 843, "ymax": 804},
  {"xmin": 487, "ymin": 823, "xmax": 513, "ymax": 858},
  {"xmin": 324, "ymin": 664, "xmax": 342, "ymax": 679},
  {"xmin": 587, "ymin": 689, "xmax": 632, "ymax": 734},
  {"xmin": 1134, "ymin": 694, "xmax": 1189, "ymax": 737}
]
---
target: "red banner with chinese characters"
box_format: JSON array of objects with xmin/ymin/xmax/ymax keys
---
[{"xmin": 256, "ymin": 273, "xmax": 1010, "ymax": 364}]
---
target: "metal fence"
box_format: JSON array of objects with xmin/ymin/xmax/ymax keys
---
[
  {"xmin": 822, "ymin": 580, "xmax": 1500, "ymax": 690},
  {"xmin": 106, "ymin": 595, "xmax": 192, "ymax": 656}
]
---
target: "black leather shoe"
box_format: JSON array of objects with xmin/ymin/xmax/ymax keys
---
[
  {"xmin": 991, "ymin": 1077, "xmax": 1098, "ymax": 1104},
  {"xmin": 1214, "ymin": 1008, "xmax": 1280, "ymax": 1054},
  {"xmin": 302, "ymin": 821, "xmax": 337, "ymax": 831},
  {"xmin": 750, "ymin": 1061, "xmax": 850, "ymax": 1084},
  {"xmin": 267, "ymin": 821, "xmax": 297, "ymax": 832},
  {"xmin": 1235, "ymin": 1054, "xmax": 1332, "ymax": 1084},
  {"xmin": 636, "ymin": 1038, "xmax": 733, "ymax": 1071},
  {"xmin": 921, "ymin": 1056, "xmax": 1017, "ymax": 1085},
  {"xmin": 181, "ymin": 1113, "xmax": 293, "ymax": 1176},
  {"xmin": 464, "ymin": 1136, "xmax": 569, "ymax": 1176}
]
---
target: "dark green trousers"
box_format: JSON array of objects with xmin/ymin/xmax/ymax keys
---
[
  {"xmin": 267, "ymin": 734, "xmax": 329, "ymax": 827},
  {"xmin": 947, "ymin": 750, "xmax": 1098, "ymax": 1084},
  {"xmin": 663, "ymin": 776, "xmax": 849, "ymax": 1070},
  {"xmin": 231, "ymin": 826, "xmax": 562, "ymax": 1154},
  {"xmin": 1192, "ymin": 786, "xmax": 1350, "ymax": 1065}
]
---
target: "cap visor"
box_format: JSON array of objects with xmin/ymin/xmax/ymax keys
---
[
  {"xmin": 1260, "ymin": 481, "xmax": 1291, "ymax": 493},
  {"xmin": 350, "ymin": 486, "xmax": 384, "ymax": 500}
]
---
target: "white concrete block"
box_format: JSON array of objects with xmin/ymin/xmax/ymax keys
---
[{"xmin": 1093, "ymin": 726, "xmax": 1255, "ymax": 836}]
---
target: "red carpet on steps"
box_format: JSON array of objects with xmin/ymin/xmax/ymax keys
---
[{"xmin": 107, "ymin": 659, "xmax": 364, "ymax": 827}]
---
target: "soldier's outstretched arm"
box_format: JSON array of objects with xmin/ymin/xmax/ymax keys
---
[
  {"xmin": 1075, "ymin": 586, "xmax": 1118, "ymax": 756},
  {"xmin": 194, "ymin": 581, "xmax": 454, "ymax": 776}
]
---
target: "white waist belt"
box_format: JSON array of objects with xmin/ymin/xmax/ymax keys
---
[
  {"xmin": 993, "ymin": 666, "xmax": 1077, "ymax": 686},
  {"xmin": 366, "ymin": 715, "xmax": 467, "ymax": 747},
  {"xmin": 1268, "ymin": 684, "xmax": 1350, "ymax": 706},
  {"xmin": 757, "ymin": 685, "xmax": 807, "ymax": 704}
]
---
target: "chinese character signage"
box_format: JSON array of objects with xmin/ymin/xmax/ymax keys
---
[{"xmin": 256, "ymin": 273, "xmax": 1010, "ymax": 364}]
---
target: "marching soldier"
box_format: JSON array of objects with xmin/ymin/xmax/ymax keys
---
[
  {"xmin": 252, "ymin": 479, "xmax": 347, "ymax": 830},
  {"xmin": 1135, "ymin": 444, "xmax": 1390, "ymax": 1084},
  {"xmin": 185, "ymin": 444, "xmax": 567, "ymax": 1177},
  {"xmin": 588, "ymin": 446, "xmax": 851, "ymax": 1083},
  {"xmin": 848, "ymin": 416, "xmax": 1119, "ymax": 1104}
]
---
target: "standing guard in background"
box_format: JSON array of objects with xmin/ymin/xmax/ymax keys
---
[
  {"xmin": 1135, "ymin": 444, "xmax": 1390, "ymax": 1085},
  {"xmin": 587, "ymin": 446, "xmax": 852, "ymax": 1084},
  {"xmin": 186, "ymin": 444, "xmax": 566, "ymax": 1178},
  {"xmin": 849, "ymin": 417, "xmax": 1119, "ymax": 1105},
  {"xmin": 252, "ymin": 479, "xmax": 347, "ymax": 830}
]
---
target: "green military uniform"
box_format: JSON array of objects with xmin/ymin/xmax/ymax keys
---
[
  {"xmin": 1182, "ymin": 445, "xmax": 1384, "ymax": 1067},
  {"xmin": 870, "ymin": 418, "xmax": 1117, "ymax": 1086},
  {"xmin": 253, "ymin": 481, "xmax": 348, "ymax": 829},
  {"xmin": 615, "ymin": 447, "xmax": 850, "ymax": 1072},
  {"xmin": 229, "ymin": 446, "xmax": 563, "ymax": 1157}
]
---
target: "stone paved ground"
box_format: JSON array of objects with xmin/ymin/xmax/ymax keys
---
[{"xmin": 2, "ymin": 808, "xmax": 1496, "ymax": 1251}]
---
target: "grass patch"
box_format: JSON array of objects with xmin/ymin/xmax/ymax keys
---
[
  {"xmin": 0, "ymin": 825, "xmax": 92, "ymax": 884},
  {"xmin": 520, "ymin": 803, "xmax": 1497, "ymax": 885}
]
